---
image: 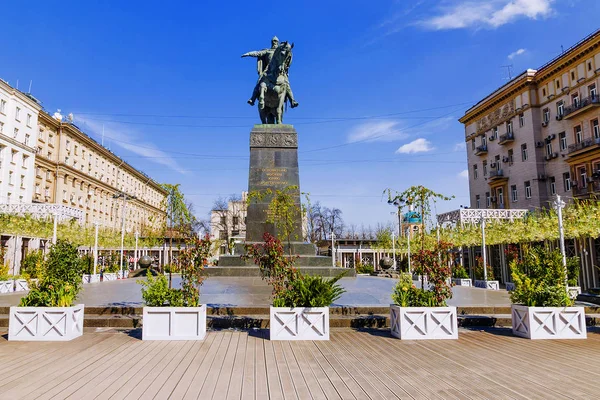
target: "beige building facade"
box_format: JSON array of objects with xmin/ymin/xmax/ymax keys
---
[
  {"xmin": 34, "ymin": 110, "xmax": 167, "ymax": 233},
  {"xmin": 460, "ymin": 30, "xmax": 600, "ymax": 210}
]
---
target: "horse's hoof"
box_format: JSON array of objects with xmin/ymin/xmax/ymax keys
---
[
  {"xmin": 291, "ymin": 101, "xmax": 299, "ymax": 108},
  {"xmin": 247, "ymin": 99, "xmax": 255, "ymax": 106}
]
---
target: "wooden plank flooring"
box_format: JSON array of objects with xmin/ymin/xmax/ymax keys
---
[{"xmin": 0, "ymin": 328, "xmax": 599, "ymax": 399}]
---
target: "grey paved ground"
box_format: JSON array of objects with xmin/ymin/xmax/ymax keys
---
[{"xmin": 0, "ymin": 275, "xmax": 511, "ymax": 307}]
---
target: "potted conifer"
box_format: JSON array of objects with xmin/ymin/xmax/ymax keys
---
[
  {"xmin": 140, "ymin": 235, "xmax": 211, "ymax": 340},
  {"xmin": 9, "ymin": 240, "xmax": 85, "ymax": 341},
  {"xmin": 510, "ymin": 246, "xmax": 586, "ymax": 339}
]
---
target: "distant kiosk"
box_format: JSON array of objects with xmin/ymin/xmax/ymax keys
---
[{"xmin": 402, "ymin": 211, "xmax": 422, "ymax": 239}]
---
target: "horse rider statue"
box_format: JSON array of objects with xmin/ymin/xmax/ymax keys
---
[{"xmin": 242, "ymin": 36, "xmax": 299, "ymax": 111}]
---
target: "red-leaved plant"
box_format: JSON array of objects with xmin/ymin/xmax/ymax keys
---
[{"xmin": 411, "ymin": 241, "xmax": 454, "ymax": 306}]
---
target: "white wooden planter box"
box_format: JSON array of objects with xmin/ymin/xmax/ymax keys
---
[
  {"xmin": 506, "ymin": 282, "xmax": 516, "ymax": 291},
  {"xmin": 567, "ymin": 286, "xmax": 581, "ymax": 299},
  {"xmin": 9, "ymin": 304, "xmax": 84, "ymax": 341},
  {"xmin": 14, "ymin": 279, "xmax": 29, "ymax": 292},
  {"xmin": 0, "ymin": 280, "xmax": 15, "ymax": 293},
  {"xmin": 82, "ymin": 274, "xmax": 101, "ymax": 284},
  {"xmin": 103, "ymin": 273, "xmax": 118, "ymax": 281},
  {"xmin": 118, "ymin": 270, "xmax": 130, "ymax": 279},
  {"xmin": 270, "ymin": 307, "xmax": 329, "ymax": 341},
  {"xmin": 452, "ymin": 278, "xmax": 472, "ymax": 287},
  {"xmin": 142, "ymin": 305, "xmax": 206, "ymax": 341},
  {"xmin": 474, "ymin": 280, "xmax": 499, "ymax": 290},
  {"xmin": 390, "ymin": 305, "xmax": 458, "ymax": 340},
  {"xmin": 511, "ymin": 304, "xmax": 586, "ymax": 340}
]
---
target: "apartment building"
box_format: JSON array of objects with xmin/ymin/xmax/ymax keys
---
[
  {"xmin": 210, "ymin": 192, "xmax": 247, "ymax": 256},
  {"xmin": 0, "ymin": 79, "xmax": 40, "ymax": 204},
  {"xmin": 460, "ymin": 30, "xmax": 600, "ymax": 210},
  {"xmin": 34, "ymin": 110, "xmax": 167, "ymax": 233}
]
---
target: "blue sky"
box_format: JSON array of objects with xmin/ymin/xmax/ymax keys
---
[{"xmin": 1, "ymin": 0, "xmax": 598, "ymax": 229}]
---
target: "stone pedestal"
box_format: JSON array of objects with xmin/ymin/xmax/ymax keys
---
[{"xmin": 217, "ymin": 124, "xmax": 353, "ymax": 277}]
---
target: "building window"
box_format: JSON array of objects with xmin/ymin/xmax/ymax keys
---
[
  {"xmin": 511, "ymin": 185, "xmax": 518, "ymax": 202},
  {"xmin": 38, "ymin": 128, "xmax": 44, "ymax": 140},
  {"xmin": 476, "ymin": 195, "xmax": 480, "ymax": 208},
  {"xmin": 579, "ymin": 167, "xmax": 588, "ymax": 188},
  {"xmin": 22, "ymin": 155, "xmax": 27, "ymax": 168},
  {"xmin": 20, "ymin": 175, "xmax": 25, "ymax": 188},
  {"xmin": 66, "ymin": 140, "xmax": 71, "ymax": 151},
  {"xmin": 542, "ymin": 88, "xmax": 546, "ymax": 97},
  {"xmin": 550, "ymin": 176, "xmax": 556, "ymax": 195},
  {"xmin": 519, "ymin": 114, "xmax": 524, "ymax": 127},
  {"xmin": 508, "ymin": 149, "xmax": 514, "ymax": 165},
  {"xmin": 481, "ymin": 135, "xmax": 487, "ymax": 147},
  {"xmin": 543, "ymin": 108, "xmax": 550, "ymax": 123},
  {"xmin": 485, "ymin": 192, "xmax": 491, "ymax": 208},
  {"xmin": 26, "ymin": 114, "xmax": 31, "ymax": 127},
  {"xmin": 525, "ymin": 181, "xmax": 532, "ymax": 199},
  {"xmin": 571, "ymin": 92, "xmax": 580, "ymax": 107},
  {"xmin": 589, "ymin": 62, "xmax": 593, "ymax": 71},
  {"xmin": 219, "ymin": 231, "xmax": 227, "ymax": 240},
  {"xmin": 473, "ymin": 165, "xmax": 478, "ymax": 179},
  {"xmin": 497, "ymin": 187, "xmax": 504, "ymax": 208},
  {"xmin": 521, "ymin": 143, "xmax": 528, "ymax": 161},
  {"xmin": 63, "ymin": 190, "xmax": 67, "ymax": 202},
  {"xmin": 574, "ymin": 126, "xmax": 583, "ymax": 144},
  {"xmin": 563, "ymin": 172, "xmax": 571, "ymax": 191},
  {"xmin": 232, "ymin": 216, "xmax": 239, "ymax": 225},
  {"xmin": 571, "ymin": 71, "xmax": 576, "ymax": 81},
  {"xmin": 11, "ymin": 150, "xmax": 16, "ymax": 163},
  {"xmin": 15, "ymin": 107, "xmax": 20, "ymax": 121},
  {"xmin": 13, "ymin": 128, "xmax": 18, "ymax": 139},
  {"xmin": 492, "ymin": 126, "xmax": 498, "ymax": 139},
  {"xmin": 590, "ymin": 84, "xmax": 597, "ymax": 98},
  {"xmin": 35, "ymin": 184, "xmax": 40, "ymax": 194},
  {"xmin": 546, "ymin": 141, "xmax": 553, "ymax": 157},
  {"xmin": 495, "ymin": 154, "xmax": 501, "ymax": 170},
  {"xmin": 559, "ymin": 132, "xmax": 567, "ymax": 151},
  {"xmin": 482, "ymin": 161, "xmax": 487, "ymax": 176},
  {"xmin": 593, "ymin": 119, "xmax": 600, "ymax": 139},
  {"xmin": 8, "ymin": 171, "xmax": 13, "ymax": 185},
  {"xmin": 24, "ymin": 134, "xmax": 30, "ymax": 146},
  {"xmin": 506, "ymin": 120, "xmax": 513, "ymax": 134},
  {"xmin": 471, "ymin": 139, "xmax": 475, "ymax": 150},
  {"xmin": 0, "ymin": 99, "xmax": 5, "ymax": 113},
  {"xmin": 0, "ymin": 121, "xmax": 3, "ymax": 133},
  {"xmin": 557, "ymin": 101, "xmax": 564, "ymax": 117}
]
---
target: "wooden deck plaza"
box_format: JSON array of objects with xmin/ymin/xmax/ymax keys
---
[{"xmin": 0, "ymin": 328, "xmax": 599, "ymax": 399}]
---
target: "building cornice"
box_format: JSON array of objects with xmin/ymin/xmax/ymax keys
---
[
  {"xmin": 0, "ymin": 133, "xmax": 36, "ymax": 154},
  {"xmin": 0, "ymin": 79, "xmax": 42, "ymax": 111}
]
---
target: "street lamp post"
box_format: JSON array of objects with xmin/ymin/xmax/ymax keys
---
[
  {"xmin": 93, "ymin": 221, "xmax": 99, "ymax": 276},
  {"xmin": 135, "ymin": 231, "xmax": 139, "ymax": 270},
  {"xmin": 553, "ymin": 195, "xmax": 569, "ymax": 292},
  {"xmin": 391, "ymin": 231, "xmax": 396, "ymax": 270},
  {"xmin": 52, "ymin": 212, "xmax": 58, "ymax": 244},
  {"xmin": 113, "ymin": 192, "xmax": 136, "ymax": 278},
  {"xmin": 331, "ymin": 231, "xmax": 335, "ymax": 268}
]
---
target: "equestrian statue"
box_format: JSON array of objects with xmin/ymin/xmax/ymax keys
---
[{"xmin": 242, "ymin": 36, "xmax": 299, "ymax": 124}]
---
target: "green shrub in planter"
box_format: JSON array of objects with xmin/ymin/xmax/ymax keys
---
[
  {"xmin": 19, "ymin": 240, "xmax": 85, "ymax": 307},
  {"xmin": 452, "ymin": 264, "xmax": 469, "ymax": 279},
  {"xmin": 355, "ymin": 262, "xmax": 374, "ymax": 274},
  {"xmin": 21, "ymin": 250, "xmax": 46, "ymax": 280},
  {"xmin": 510, "ymin": 246, "xmax": 572, "ymax": 307}
]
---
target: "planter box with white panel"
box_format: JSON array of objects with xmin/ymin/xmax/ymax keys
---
[
  {"xmin": 103, "ymin": 273, "xmax": 118, "ymax": 281},
  {"xmin": 14, "ymin": 279, "xmax": 29, "ymax": 292},
  {"xmin": 9, "ymin": 304, "xmax": 84, "ymax": 341},
  {"xmin": 82, "ymin": 274, "xmax": 101, "ymax": 284},
  {"xmin": 118, "ymin": 270, "xmax": 130, "ymax": 279},
  {"xmin": 474, "ymin": 280, "xmax": 499, "ymax": 290},
  {"xmin": 511, "ymin": 304, "xmax": 586, "ymax": 339},
  {"xmin": 270, "ymin": 307, "xmax": 329, "ymax": 341},
  {"xmin": 452, "ymin": 278, "xmax": 472, "ymax": 287},
  {"xmin": 0, "ymin": 280, "xmax": 15, "ymax": 293},
  {"xmin": 142, "ymin": 305, "xmax": 206, "ymax": 340},
  {"xmin": 390, "ymin": 305, "xmax": 458, "ymax": 340}
]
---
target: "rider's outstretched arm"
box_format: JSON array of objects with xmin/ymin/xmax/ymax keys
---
[{"xmin": 241, "ymin": 50, "xmax": 268, "ymax": 58}]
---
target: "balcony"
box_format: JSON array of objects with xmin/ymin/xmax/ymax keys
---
[
  {"xmin": 488, "ymin": 169, "xmax": 507, "ymax": 182},
  {"xmin": 567, "ymin": 137, "xmax": 600, "ymax": 157},
  {"xmin": 564, "ymin": 95, "xmax": 600, "ymax": 119},
  {"xmin": 474, "ymin": 145, "xmax": 488, "ymax": 156},
  {"xmin": 498, "ymin": 132, "xmax": 514, "ymax": 145}
]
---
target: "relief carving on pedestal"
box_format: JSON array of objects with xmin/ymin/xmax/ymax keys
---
[{"xmin": 250, "ymin": 133, "xmax": 298, "ymax": 148}]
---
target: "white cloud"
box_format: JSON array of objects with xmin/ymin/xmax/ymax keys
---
[
  {"xmin": 458, "ymin": 169, "xmax": 469, "ymax": 178},
  {"xmin": 454, "ymin": 142, "xmax": 466, "ymax": 151},
  {"xmin": 74, "ymin": 116, "xmax": 187, "ymax": 175},
  {"xmin": 508, "ymin": 48, "xmax": 527, "ymax": 59},
  {"xmin": 395, "ymin": 138, "xmax": 434, "ymax": 154},
  {"xmin": 419, "ymin": 0, "xmax": 554, "ymax": 30},
  {"xmin": 346, "ymin": 120, "xmax": 406, "ymax": 143}
]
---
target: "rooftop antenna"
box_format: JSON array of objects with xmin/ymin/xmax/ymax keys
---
[
  {"xmin": 501, "ymin": 64, "xmax": 514, "ymax": 81},
  {"xmin": 28, "ymin": 80, "xmax": 32, "ymax": 93},
  {"xmin": 561, "ymin": 45, "xmax": 564, "ymax": 54}
]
